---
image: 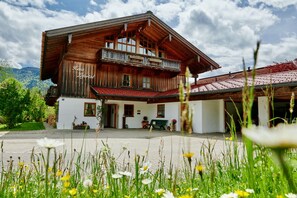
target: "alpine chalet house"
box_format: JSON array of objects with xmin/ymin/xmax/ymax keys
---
[{"xmin": 40, "ymin": 11, "xmax": 220, "ymax": 130}]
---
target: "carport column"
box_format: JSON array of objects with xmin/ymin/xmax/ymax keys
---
[{"xmin": 258, "ymin": 96, "xmax": 269, "ymax": 127}]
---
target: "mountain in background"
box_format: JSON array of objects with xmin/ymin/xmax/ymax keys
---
[{"xmin": 11, "ymin": 67, "xmax": 53, "ymax": 93}]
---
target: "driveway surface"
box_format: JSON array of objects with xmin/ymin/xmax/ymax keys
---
[{"xmin": 0, "ymin": 127, "xmax": 242, "ymax": 169}]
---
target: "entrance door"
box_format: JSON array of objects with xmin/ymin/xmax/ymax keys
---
[{"xmin": 104, "ymin": 104, "xmax": 118, "ymax": 128}]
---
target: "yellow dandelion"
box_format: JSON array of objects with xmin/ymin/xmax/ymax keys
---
[
  {"xmin": 195, "ymin": 164, "xmax": 204, "ymax": 172},
  {"xmin": 186, "ymin": 188, "xmax": 192, "ymax": 192},
  {"xmin": 93, "ymin": 189, "xmax": 98, "ymax": 193},
  {"xmin": 63, "ymin": 181, "xmax": 70, "ymax": 188},
  {"xmin": 155, "ymin": 189, "xmax": 165, "ymax": 195},
  {"xmin": 235, "ymin": 190, "xmax": 249, "ymax": 197},
  {"xmin": 69, "ymin": 188, "xmax": 77, "ymax": 196},
  {"xmin": 61, "ymin": 173, "xmax": 70, "ymax": 181},
  {"xmin": 18, "ymin": 162, "xmax": 24, "ymax": 168},
  {"xmin": 56, "ymin": 170, "xmax": 63, "ymax": 177},
  {"xmin": 179, "ymin": 195, "xmax": 193, "ymax": 198},
  {"xmin": 183, "ymin": 152, "xmax": 194, "ymax": 159},
  {"xmin": 276, "ymin": 195, "xmax": 283, "ymax": 198},
  {"xmin": 225, "ymin": 137, "xmax": 234, "ymax": 141}
]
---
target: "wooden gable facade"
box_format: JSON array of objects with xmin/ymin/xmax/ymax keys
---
[{"xmin": 41, "ymin": 11, "xmax": 219, "ymax": 105}]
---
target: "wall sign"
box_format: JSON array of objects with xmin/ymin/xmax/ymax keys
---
[{"xmin": 73, "ymin": 65, "xmax": 95, "ymax": 79}]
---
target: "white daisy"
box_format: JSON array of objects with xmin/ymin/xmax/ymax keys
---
[
  {"xmin": 119, "ymin": 171, "xmax": 132, "ymax": 177},
  {"xmin": 140, "ymin": 161, "xmax": 152, "ymax": 174},
  {"xmin": 242, "ymin": 124, "xmax": 297, "ymax": 148},
  {"xmin": 83, "ymin": 179, "xmax": 93, "ymax": 187},
  {"xmin": 112, "ymin": 173, "xmax": 123, "ymax": 179},
  {"xmin": 142, "ymin": 178, "xmax": 152, "ymax": 185},
  {"xmin": 220, "ymin": 192, "xmax": 238, "ymax": 198},
  {"xmin": 286, "ymin": 193, "xmax": 297, "ymax": 198},
  {"xmin": 162, "ymin": 190, "xmax": 175, "ymax": 198},
  {"xmin": 37, "ymin": 138, "xmax": 64, "ymax": 149}
]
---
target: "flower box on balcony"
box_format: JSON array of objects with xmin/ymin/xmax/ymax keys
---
[
  {"xmin": 148, "ymin": 58, "xmax": 162, "ymax": 63},
  {"xmin": 129, "ymin": 55, "xmax": 144, "ymax": 61}
]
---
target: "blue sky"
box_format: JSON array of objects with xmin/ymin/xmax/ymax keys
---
[{"xmin": 1, "ymin": 0, "xmax": 297, "ymax": 78}]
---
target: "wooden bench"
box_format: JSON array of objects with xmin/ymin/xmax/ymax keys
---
[{"xmin": 149, "ymin": 119, "xmax": 168, "ymax": 130}]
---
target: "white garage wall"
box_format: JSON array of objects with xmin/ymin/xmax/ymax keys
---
[
  {"xmin": 57, "ymin": 97, "xmax": 101, "ymax": 129},
  {"xmin": 191, "ymin": 101, "xmax": 203, "ymax": 133},
  {"xmin": 258, "ymin": 96, "xmax": 269, "ymax": 127},
  {"xmin": 191, "ymin": 100, "xmax": 224, "ymax": 133},
  {"xmin": 202, "ymin": 99, "xmax": 225, "ymax": 133}
]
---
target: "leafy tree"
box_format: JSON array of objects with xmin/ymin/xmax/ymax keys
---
[
  {"xmin": 25, "ymin": 88, "xmax": 46, "ymax": 122},
  {"xmin": 0, "ymin": 60, "xmax": 13, "ymax": 82},
  {"xmin": 0, "ymin": 78, "xmax": 30, "ymax": 128}
]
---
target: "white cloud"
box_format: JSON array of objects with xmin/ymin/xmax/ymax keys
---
[
  {"xmin": 3, "ymin": 0, "xmax": 57, "ymax": 8},
  {"xmin": 89, "ymin": 0, "xmax": 97, "ymax": 6},
  {"xmin": 0, "ymin": 0, "xmax": 296, "ymax": 78},
  {"xmin": 249, "ymin": 0, "xmax": 297, "ymax": 9},
  {"xmin": 175, "ymin": 0, "xmax": 280, "ymax": 71},
  {"xmin": 0, "ymin": 1, "xmax": 84, "ymax": 67}
]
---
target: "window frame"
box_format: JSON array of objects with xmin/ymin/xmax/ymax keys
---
[
  {"xmin": 157, "ymin": 104, "xmax": 165, "ymax": 118},
  {"xmin": 142, "ymin": 77, "xmax": 151, "ymax": 89},
  {"xmin": 122, "ymin": 74, "xmax": 131, "ymax": 87},
  {"xmin": 124, "ymin": 104, "xmax": 134, "ymax": 117},
  {"xmin": 84, "ymin": 102, "xmax": 96, "ymax": 117}
]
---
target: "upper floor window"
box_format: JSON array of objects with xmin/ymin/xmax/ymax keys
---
[
  {"xmin": 157, "ymin": 104, "xmax": 165, "ymax": 118},
  {"xmin": 105, "ymin": 33, "xmax": 166, "ymax": 58},
  {"xmin": 105, "ymin": 35, "xmax": 114, "ymax": 49},
  {"xmin": 122, "ymin": 74, "xmax": 131, "ymax": 87},
  {"xmin": 124, "ymin": 104, "xmax": 134, "ymax": 117},
  {"xmin": 117, "ymin": 31, "xmax": 136, "ymax": 53},
  {"xmin": 143, "ymin": 77, "xmax": 151, "ymax": 89},
  {"xmin": 84, "ymin": 103, "xmax": 96, "ymax": 117},
  {"xmin": 139, "ymin": 34, "xmax": 156, "ymax": 56}
]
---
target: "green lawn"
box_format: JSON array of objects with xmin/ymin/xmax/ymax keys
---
[{"xmin": 0, "ymin": 122, "xmax": 45, "ymax": 131}]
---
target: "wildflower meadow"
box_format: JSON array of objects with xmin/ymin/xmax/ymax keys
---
[{"xmin": 1, "ymin": 44, "xmax": 297, "ymax": 197}]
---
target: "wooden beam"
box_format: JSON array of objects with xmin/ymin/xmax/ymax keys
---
[
  {"xmin": 185, "ymin": 55, "xmax": 200, "ymax": 66},
  {"xmin": 117, "ymin": 23, "xmax": 128, "ymax": 37},
  {"xmin": 137, "ymin": 19, "xmax": 152, "ymax": 32},
  {"xmin": 157, "ymin": 34, "xmax": 172, "ymax": 46}
]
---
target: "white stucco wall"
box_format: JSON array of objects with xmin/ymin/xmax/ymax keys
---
[
  {"xmin": 56, "ymin": 97, "xmax": 224, "ymax": 132},
  {"xmin": 104, "ymin": 100, "xmax": 180, "ymax": 130},
  {"xmin": 191, "ymin": 99, "xmax": 225, "ymax": 133},
  {"xmin": 258, "ymin": 96, "xmax": 269, "ymax": 127},
  {"xmin": 106, "ymin": 100, "xmax": 149, "ymax": 129},
  {"xmin": 57, "ymin": 97, "xmax": 100, "ymax": 129},
  {"xmin": 146, "ymin": 102, "xmax": 180, "ymax": 130}
]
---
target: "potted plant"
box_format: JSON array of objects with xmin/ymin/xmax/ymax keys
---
[
  {"xmin": 142, "ymin": 116, "xmax": 149, "ymax": 128},
  {"xmin": 170, "ymin": 119, "xmax": 177, "ymax": 131}
]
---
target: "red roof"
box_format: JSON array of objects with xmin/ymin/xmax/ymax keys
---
[{"xmin": 91, "ymin": 60, "xmax": 297, "ymax": 100}]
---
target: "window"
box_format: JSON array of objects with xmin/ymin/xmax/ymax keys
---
[
  {"xmin": 124, "ymin": 104, "xmax": 134, "ymax": 117},
  {"xmin": 122, "ymin": 74, "xmax": 131, "ymax": 87},
  {"xmin": 105, "ymin": 35, "xmax": 114, "ymax": 49},
  {"xmin": 143, "ymin": 77, "xmax": 151, "ymax": 89},
  {"xmin": 157, "ymin": 104, "xmax": 165, "ymax": 118},
  {"xmin": 139, "ymin": 34, "xmax": 156, "ymax": 56},
  {"xmin": 84, "ymin": 103, "xmax": 96, "ymax": 117},
  {"xmin": 117, "ymin": 31, "xmax": 136, "ymax": 53}
]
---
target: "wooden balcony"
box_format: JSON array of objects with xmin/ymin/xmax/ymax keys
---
[
  {"xmin": 45, "ymin": 86, "xmax": 58, "ymax": 106},
  {"xmin": 98, "ymin": 48, "xmax": 181, "ymax": 72}
]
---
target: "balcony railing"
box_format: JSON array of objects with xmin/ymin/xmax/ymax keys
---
[
  {"xmin": 98, "ymin": 48, "xmax": 180, "ymax": 72},
  {"xmin": 46, "ymin": 86, "xmax": 58, "ymax": 98}
]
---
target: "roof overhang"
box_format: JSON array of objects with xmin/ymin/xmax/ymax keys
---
[{"xmin": 40, "ymin": 11, "xmax": 220, "ymax": 81}]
